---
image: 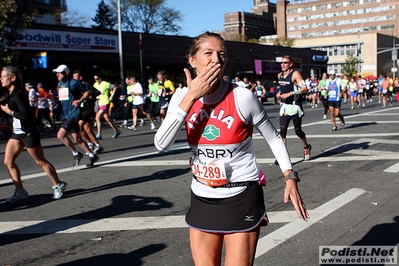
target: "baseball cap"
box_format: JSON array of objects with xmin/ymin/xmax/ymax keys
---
[
  {"xmin": 328, "ymin": 70, "xmax": 336, "ymax": 75},
  {"xmin": 25, "ymin": 83, "xmax": 33, "ymax": 88},
  {"xmin": 52, "ymin": 64, "xmax": 70, "ymax": 73}
]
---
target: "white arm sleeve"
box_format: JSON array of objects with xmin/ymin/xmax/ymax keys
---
[
  {"xmin": 154, "ymin": 88, "xmax": 187, "ymax": 151},
  {"xmin": 235, "ymin": 88, "xmax": 293, "ymax": 172}
]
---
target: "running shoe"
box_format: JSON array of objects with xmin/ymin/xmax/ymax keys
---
[
  {"xmin": 341, "ymin": 119, "xmax": 345, "ymax": 127},
  {"xmin": 73, "ymin": 151, "xmax": 84, "ymax": 167},
  {"xmin": 52, "ymin": 181, "xmax": 68, "ymax": 200},
  {"xmin": 6, "ymin": 189, "xmax": 29, "ymax": 203},
  {"xmin": 88, "ymin": 142, "xmax": 95, "ymax": 151},
  {"xmin": 112, "ymin": 130, "xmax": 121, "ymax": 138},
  {"xmin": 304, "ymin": 144, "xmax": 312, "ymax": 161},
  {"xmin": 323, "ymin": 114, "xmax": 327, "ymax": 119},
  {"xmin": 128, "ymin": 125, "xmax": 137, "ymax": 131},
  {"xmin": 93, "ymin": 145, "xmax": 104, "ymax": 154},
  {"xmin": 96, "ymin": 134, "xmax": 102, "ymax": 140},
  {"xmin": 86, "ymin": 154, "xmax": 99, "ymax": 168},
  {"xmin": 139, "ymin": 119, "xmax": 145, "ymax": 126},
  {"xmin": 150, "ymin": 123, "xmax": 156, "ymax": 130},
  {"xmin": 332, "ymin": 126, "xmax": 337, "ymax": 131}
]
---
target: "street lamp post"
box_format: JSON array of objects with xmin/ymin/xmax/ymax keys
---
[
  {"xmin": 392, "ymin": 34, "xmax": 397, "ymax": 79},
  {"xmin": 117, "ymin": 0, "xmax": 125, "ymax": 90},
  {"xmin": 358, "ymin": 30, "xmax": 362, "ymax": 75}
]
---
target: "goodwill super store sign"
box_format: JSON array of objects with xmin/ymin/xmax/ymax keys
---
[{"xmin": 10, "ymin": 29, "xmax": 118, "ymax": 53}]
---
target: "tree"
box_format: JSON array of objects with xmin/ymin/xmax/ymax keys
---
[
  {"xmin": 273, "ymin": 37, "xmax": 295, "ymax": 47},
  {"xmin": 342, "ymin": 53, "xmax": 363, "ymax": 77},
  {"xmin": 0, "ymin": 0, "xmax": 32, "ymax": 67},
  {"xmin": 110, "ymin": 0, "xmax": 182, "ymax": 34},
  {"xmin": 61, "ymin": 9, "xmax": 91, "ymax": 27},
  {"xmin": 92, "ymin": 0, "xmax": 117, "ymax": 30}
]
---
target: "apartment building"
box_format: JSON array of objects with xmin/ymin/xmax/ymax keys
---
[
  {"xmin": 223, "ymin": 0, "xmax": 399, "ymax": 76},
  {"xmin": 279, "ymin": 0, "xmax": 399, "ymax": 76}
]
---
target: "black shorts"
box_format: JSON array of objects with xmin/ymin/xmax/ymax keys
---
[
  {"xmin": 132, "ymin": 104, "xmax": 145, "ymax": 112},
  {"xmin": 10, "ymin": 130, "xmax": 41, "ymax": 148},
  {"xmin": 185, "ymin": 184, "xmax": 268, "ymax": 233},
  {"xmin": 328, "ymin": 101, "xmax": 342, "ymax": 109},
  {"xmin": 81, "ymin": 105, "xmax": 95, "ymax": 122},
  {"xmin": 62, "ymin": 117, "xmax": 80, "ymax": 133}
]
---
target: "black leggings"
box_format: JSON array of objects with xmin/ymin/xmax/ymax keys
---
[
  {"xmin": 322, "ymin": 97, "xmax": 328, "ymax": 115},
  {"xmin": 124, "ymin": 101, "xmax": 132, "ymax": 121},
  {"xmin": 149, "ymin": 101, "xmax": 158, "ymax": 120},
  {"xmin": 279, "ymin": 115, "xmax": 306, "ymax": 139}
]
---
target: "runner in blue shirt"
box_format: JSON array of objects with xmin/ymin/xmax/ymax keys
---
[
  {"xmin": 326, "ymin": 70, "xmax": 346, "ymax": 131},
  {"xmin": 53, "ymin": 64, "xmax": 99, "ymax": 167}
]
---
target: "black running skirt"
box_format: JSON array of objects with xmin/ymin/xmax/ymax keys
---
[{"xmin": 185, "ymin": 184, "xmax": 268, "ymax": 233}]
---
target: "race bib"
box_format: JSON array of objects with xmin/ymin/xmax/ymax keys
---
[
  {"xmin": 190, "ymin": 158, "xmax": 227, "ymax": 187},
  {"xmin": 58, "ymin": 86, "xmax": 69, "ymax": 101},
  {"xmin": 284, "ymin": 104, "xmax": 299, "ymax": 116},
  {"xmin": 12, "ymin": 117, "xmax": 24, "ymax": 134},
  {"xmin": 358, "ymin": 89, "xmax": 363, "ymax": 93},
  {"xmin": 256, "ymin": 90, "xmax": 262, "ymax": 96}
]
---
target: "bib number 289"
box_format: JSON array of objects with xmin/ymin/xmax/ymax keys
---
[{"xmin": 190, "ymin": 159, "xmax": 227, "ymax": 187}]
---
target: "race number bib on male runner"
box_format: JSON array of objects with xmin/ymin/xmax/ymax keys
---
[
  {"xmin": 190, "ymin": 158, "xmax": 227, "ymax": 187},
  {"xmin": 58, "ymin": 86, "xmax": 69, "ymax": 101}
]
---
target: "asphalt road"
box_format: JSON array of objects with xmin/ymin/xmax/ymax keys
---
[{"xmin": 0, "ymin": 98, "xmax": 398, "ymax": 266}]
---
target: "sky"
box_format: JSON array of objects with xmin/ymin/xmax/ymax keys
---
[{"xmin": 65, "ymin": 0, "xmax": 258, "ymax": 37}]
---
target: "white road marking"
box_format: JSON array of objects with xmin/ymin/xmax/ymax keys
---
[
  {"xmin": 384, "ymin": 162, "xmax": 399, "ymax": 173},
  {"xmin": 0, "ymin": 211, "xmax": 298, "ymax": 234},
  {"xmin": 253, "ymin": 133, "xmax": 399, "ymax": 139},
  {"xmin": 255, "ymin": 188, "xmax": 366, "ymax": 258},
  {"xmin": 1, "ymin": 134, "xmax": 398, "ymax": 186},
  {"xmin": 0, "ymin": 189, "xmax": 365, "ymax": 235}
]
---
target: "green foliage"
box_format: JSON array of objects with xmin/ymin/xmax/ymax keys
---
[
  {"xmin": 247, "ymin": 38, "xmax": 259, "ymax": 44},
  {"xmin": 342, "ymin": 53, "xmax": 363, "ymax": 77},
  {"xmin": 0, "ymin": 0, "xmax": 32, "ymax": 67},
  {"xmin": 227, "ymin": 35, "xmax": 259, "ymax": 44},
  {"xmin": 273, "ymin": 37, "xmax": 295, "ymax": 47},
  {"xmin": 110, "ymin": 0, "xmax": 182, "ymax": 34},
  {"xmin": 92, "ymin": 0, "xmax": 117, "ymax": 30}
]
